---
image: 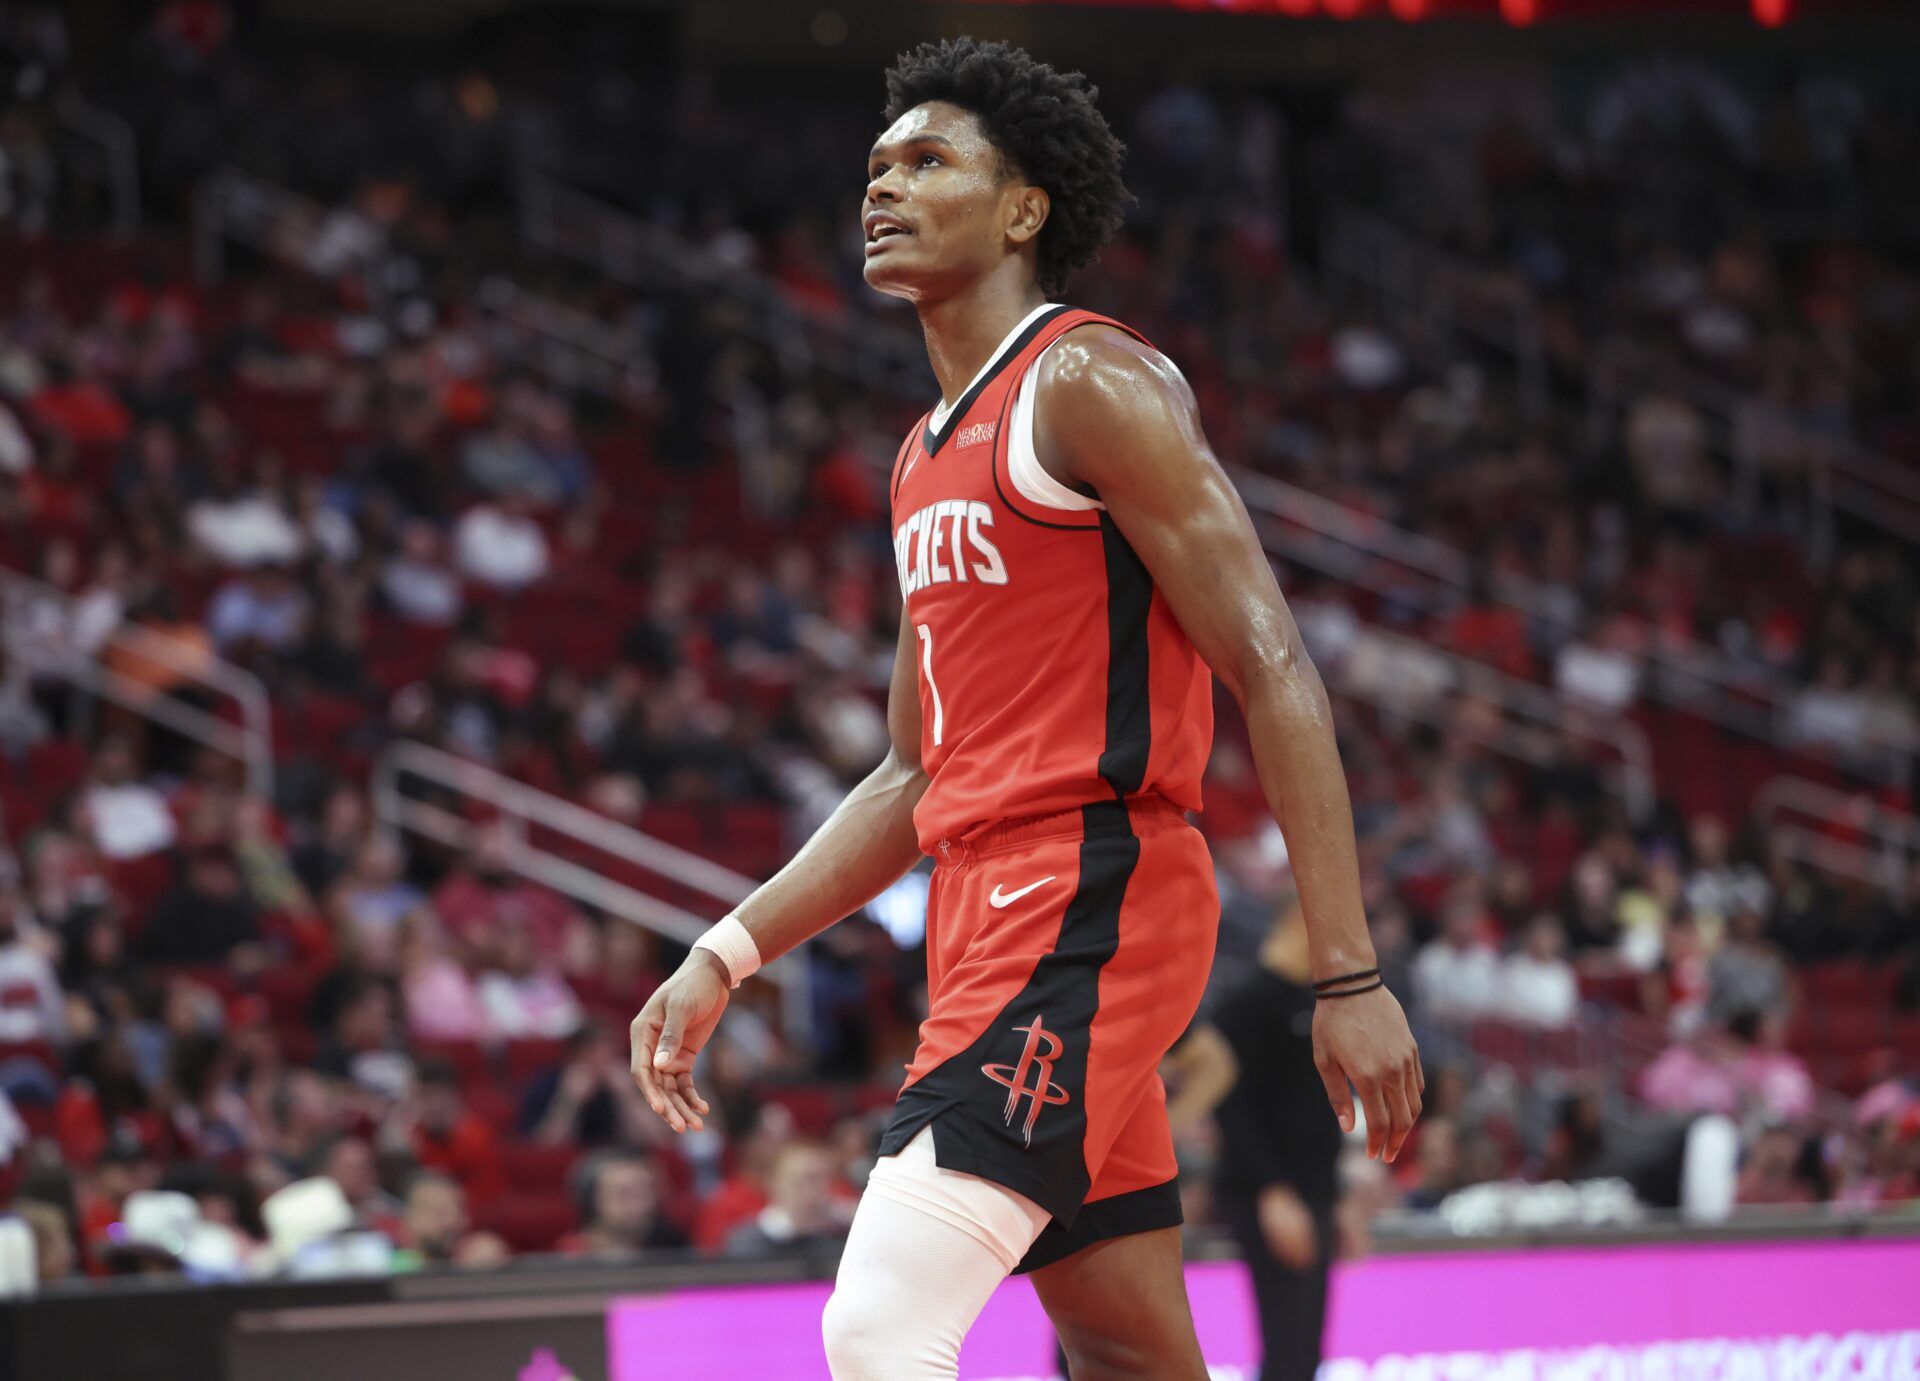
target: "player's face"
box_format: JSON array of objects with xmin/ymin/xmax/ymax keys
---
[{"xmin": 862, "ymin": 102, "xmax": 1036, "ymax": 301}]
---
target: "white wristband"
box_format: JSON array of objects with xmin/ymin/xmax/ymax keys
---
[{"xmin": 691, "ymin": 915, "xmax": 761, "ymax": 990}]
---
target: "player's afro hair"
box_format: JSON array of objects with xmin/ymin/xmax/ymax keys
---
[{"xmin": 883, "ymin": 37, "xmax": 1130, "ymax": 298}]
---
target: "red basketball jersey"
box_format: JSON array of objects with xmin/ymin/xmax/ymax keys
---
[{"xmin": 889, "ymin": 304, "xmax": 1213, "ymax": 854}]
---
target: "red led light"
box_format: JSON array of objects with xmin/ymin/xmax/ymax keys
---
[
  {"xmin": 1322, "ymin": 0, "xmax": 1363, "ymax": 16},
  {"xmin": 1500, "ymin": 0, "xmax": 1537, "ymax": 23},
  {"xmin": 1751, "ymin": 0, "xmax": 1789, "ymax": 23},
  {"xmin": 1388, "ymin": 0, "xmax": 1429, "ymax": 16}
]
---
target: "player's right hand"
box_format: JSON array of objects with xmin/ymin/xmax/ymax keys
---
[
  {"xmin": 1312, "ymin": 984, "xmax": 1423, "ymax": 1163},
  {"xmin": 630, "ymin": 950, "xmax": 730, "ymax": 1133}
]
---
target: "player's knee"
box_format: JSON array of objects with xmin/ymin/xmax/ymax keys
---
[{"xmin": 821, "ymin": 1282, "xmax": 906, "ymax": 1380}]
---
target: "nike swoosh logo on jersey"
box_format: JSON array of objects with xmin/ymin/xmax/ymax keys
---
[
  {"xmin": 901, "ymin": 453, "xmax": 918, "ymax": 479},
  {"xmin": 988, "ymin": 877, "xmax": 1055, "ymax": 908}
]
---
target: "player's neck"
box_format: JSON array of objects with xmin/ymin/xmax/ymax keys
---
[{"xmin": 916, "ymin": 273, "xmax": 1049, "ymax": 411}]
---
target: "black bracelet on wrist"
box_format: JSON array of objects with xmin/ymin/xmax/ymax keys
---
[
  {"xmin": 1312, "ymin": 966, "xmax": 1380, "ymax": 992},
  {"xmin": 1315, "ymin": 977, "xmax": 1385, "ymax": 999}
]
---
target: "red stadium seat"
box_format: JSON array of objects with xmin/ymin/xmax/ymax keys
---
[
  {"xmin": 25, "ymin": 739, "xmax": 88, "ymax": 795},
  {"xmin": 758, "ymin": 1085, "xmax": 839, "ymax": 1137},
  {"xmin": 1893, "ymin": 1018, "xmax": 1920, "ymax": 1066},
  {"xmin": 414, "ymin": 1040, "xmax": 492, "ymax": 1087},
  {"xmin": 258, "ymin": 964, "xmax": 325, "ymax": 1027},
  {"xmin": 499, "ymin": 1141, "xmax": 580, "ymax": 1192},
  {"xmin": 504, "ymin": 1039, "xmax": 570, "ymax": 1084},
  {"xmin": 109, "ymin": 853, "xmax": 177, "ymax": 932},
  {"xmin": 465, "ymin": 1084, "xmax": 518, "ymax": 1132},
  {"xmin": 473, "ymin": 1192, "xmax": 578, "ymax": 1253},
  {"xmin": 1818, "ymin": 1007, "xmax": 1889, "ymax": 1055},
  {"xmin": 1802, "ymin": 961, "xmax": 1879, "ymax": 1011}
]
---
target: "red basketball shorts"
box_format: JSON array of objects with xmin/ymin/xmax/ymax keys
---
[{"xmin": 877, "ymin": 793, "xmax": 1219, "ymax": 1273}]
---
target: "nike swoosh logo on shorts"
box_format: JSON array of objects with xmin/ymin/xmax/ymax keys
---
[{"xmin": 988, "ymin": 877, "xmax": 1055, "ymax": 908}]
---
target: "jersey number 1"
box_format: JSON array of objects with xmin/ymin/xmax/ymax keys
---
[{"xmin": 916, "ymin": 623, "xmax": 945, "ymax": 746}]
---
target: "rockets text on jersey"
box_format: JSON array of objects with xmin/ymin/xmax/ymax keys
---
[{"xmin": 892, "ymin": 499, "xmax": 1007, "ymax": 595}]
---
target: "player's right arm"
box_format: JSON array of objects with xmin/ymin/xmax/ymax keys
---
[{"xmin": 630, "ymin": 605, "xmax": 929, "ymax": 1132}]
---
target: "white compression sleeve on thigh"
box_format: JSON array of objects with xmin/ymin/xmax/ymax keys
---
[
  {"xmin": 822, "ymin": 1128, "xmax": 1052, "ymax": 1380},
  {"xmin": 862, "ymin": 1124, "xmax": 1051, "ymax": 1272}
]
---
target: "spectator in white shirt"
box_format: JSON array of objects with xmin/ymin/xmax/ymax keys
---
[
  {"xmin": 454, "ymin": 496, "xmax": 550, "ymax": 592},
  {"xmin": 79, "ymin": 735, "xmax": 176, "ymax": 861},
  {"xmin": 1413, "ymin": 891, "xmax": 1503, "ymax": 1021},
  {"xmin": 70, "ymin": 543, "xmax": 131, "ymax": 658},
  {"xmin": 475, "ymin": 918, "xmax": 583, "ymax": 1040},
  {"xmin": 380, "ymin": 522, "xmax": 464, "ymax": 627},
  {"xmin": 0, "ymin": 399, "xmax": 32, "ymax": 475},
  {"xmin": 1501, "ymin": 914, "xmax": 1580, "ymax": 1028},
  {"xmin": 186, "ymin": 472, "xmax": 304, "ymax": 569},
  {"xmin": 0, "ymin": 887, "xmax": 64, "ymax": 1046}
]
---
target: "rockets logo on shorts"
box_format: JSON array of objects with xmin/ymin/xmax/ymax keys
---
[{"xmin": 981, "ymin": 1015, "xmax": 1071, "ymax": 1146}]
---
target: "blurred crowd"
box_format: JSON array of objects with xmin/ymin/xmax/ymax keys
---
[{"xmin": 0, "ymin": 0, "xmax": 1915, "ymax": 1289}]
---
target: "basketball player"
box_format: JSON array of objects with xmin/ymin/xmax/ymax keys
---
[{"xmin": 631, "ymin": 37, "xmax": 1422, "ymax": 1379}]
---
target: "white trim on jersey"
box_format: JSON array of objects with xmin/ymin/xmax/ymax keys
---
[
  {"xmin": 1008, "ymin": 342, "xmax": 1106, "ymax": 513},
  {"xmin": 927, "ymin": 301, "xmax": 1061, "ymax": 435}
]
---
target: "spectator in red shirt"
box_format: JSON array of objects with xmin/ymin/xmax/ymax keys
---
[
  {"xmin": 31, "ymin": 357, "xmax": 130, "ymax": 446},
  {"xmin": 407, "ymin": 1058, "xmax": 505, "ymax": 1208},
  {"xmin": 1445, "ymin": 571, "xmax": 1535, "ymax": 680},
  {"xmin": 692, "ymin": 1102, "xmax": 796, "ymax": 1252}
]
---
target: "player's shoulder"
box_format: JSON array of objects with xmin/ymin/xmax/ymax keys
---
[{"xmin": 1034, "ymin": 318, "xmax": 1195, "ymax": 437}]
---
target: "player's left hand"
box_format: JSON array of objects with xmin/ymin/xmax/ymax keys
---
[{"xmin": 1312, "ymin": 986, "xmax": 1423, "ymax": 1162}]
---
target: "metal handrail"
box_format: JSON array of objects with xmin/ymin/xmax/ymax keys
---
[
  {"xmin": 1292, "ymin": 598, "xmax": 1655, "ymax": 823},
  {"xmin": 199, "ymin": 175, "xmax": 657, "ymax": 409},
  {"xmin": 195, "ymin": 173, "xmax": 346, "ymax": 285},
  {"xmin": 1756, "ymin": 776, "xmax": 1920, "ymax": 896},
  {"xmin": 0, "ymin": 566, "xmax": 273, "ymax": 796},
  {"xmin": 54, "ymin": 94, "xmax": 140, "ymax": 237},
  {"xmin": 1324, "ymin": 204, "xmax": 1920, "ymax": 553},
  {"xmin": 1240, "ymin": 486, "xmax": 1872, "ymax": 772},
  {"xmin": 369, "ymin": 741, "xmax": 808, "ymax": 1038},
  {"xmin": 1586, "ymin": 336, "xmax": 1920, "ymax": 549},
  {"xmin": 472, "ymin": 276, "xmax": 648, "ymax": 406},
  {"xmin": 1313, "ymin": 213, "xmax": 1913, "ymax": 783},
  {"xmin": 1321, "ymin": 205, "xmax": 1549, "ymax": 417},
  {"xmin": 516, "ymin": 173, "xmax": 929, "ymax": 397}
]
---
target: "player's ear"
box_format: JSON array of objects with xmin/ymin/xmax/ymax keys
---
[{"xmin": 1005, "ymin": 184, "xmax": 1049, "ymax": 248}]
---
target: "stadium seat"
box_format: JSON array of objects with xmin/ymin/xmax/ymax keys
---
[
  {"xmin": 1802, "ymin": 961, "xmax": 1880, "ymax": 1011},
  {"xmin": 473, "ymin": 1192, "xmax": 578, "ymax": 1253},
  {"xmin": 499, "ymin": 1141, "xmax": 580, "ymax": 1192},
  {"xmin": 414, "ymin": 1040, "xmax": 492, "ymax": 1088},
  {"xmin": 504, "ymin": 1039, "xmax": 570, "ymax": 1084}
]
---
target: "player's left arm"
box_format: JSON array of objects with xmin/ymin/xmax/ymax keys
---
[{"xmin": 1034, "ymin": 327, "xmax": 1424, "ymax": 1162}]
